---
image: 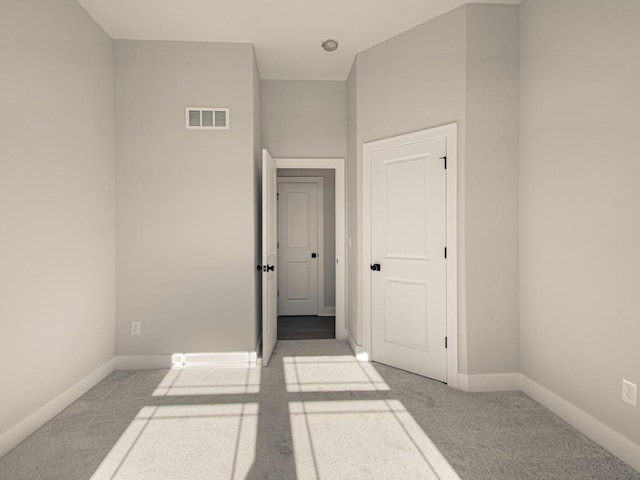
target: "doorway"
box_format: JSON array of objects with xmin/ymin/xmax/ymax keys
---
[
  {"xmin": 261, "ymin": 154, "xmax": 346, "ymax": 365},
  {"xmin": 276, "ymin": 173, "xmax": 333, "ymax": 340},
  {"xmin": 277, "ymin": 170, "xmax": 336, "ymax": 340}
]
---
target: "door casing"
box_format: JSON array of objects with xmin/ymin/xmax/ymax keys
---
[
  {"xmin": 362, "ymin": 124, "xmax": 458, "ymax": 388},
  {"xmin": 274, "ymin": 158, "xmax": 347, "ymax": 341}
]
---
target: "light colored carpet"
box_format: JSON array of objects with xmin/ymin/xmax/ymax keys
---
[{"xmin": 0, "ymin": 340, "xmax": 638, "ymax": 479}]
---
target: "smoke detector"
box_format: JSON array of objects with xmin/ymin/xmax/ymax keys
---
[{"xmin": 321, "ymin": 39, "xmax": 339, "ymax": 52}]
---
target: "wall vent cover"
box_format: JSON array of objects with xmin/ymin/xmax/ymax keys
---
[{"xmin": 185, "ymin": 107, "xmax": 229, "ymax": 130}]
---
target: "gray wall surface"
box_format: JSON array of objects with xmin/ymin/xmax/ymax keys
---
[
  {"xmin": 346, "ymin": 63, "xmax": 358, "ymax": 340},
  {"xmin": 519, "ymin": 0, "xmax": 640, "ymax": 445},
  {"xmin": 0, "ymin": 0, "xmax": 116, "ymax": 434},
  {"xmin": 351, "ymin": 4, "xmax": 520, "ymax": 375},
  {"xmin": 115, "ymin": 40, "xmax": 258, "ymax": 355},
  {"xmin": 464, "ymin": 5, "xmax": 520, "ymax": 374},
  {"xmin": 277, "ymin": 169, "xmax": 336, "ymax": 308},
  {"xmin": 252, "ymin": 51, "xmax": 262, "ymax": 349},
  {"xmin": 261, "ymin": 80, "xmax": 347, "ymax": 159}
]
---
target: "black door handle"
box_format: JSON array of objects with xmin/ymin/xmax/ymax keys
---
[
  {"xmin": 370, "ymin": 263, "xmax": 381, "ymax": 271},
  {"xmin": 311, "ymin": 253, "xmax": 318, "ymax": 258},
  {"xmin": 266, "ymin": 265, "xmax": 275, "ymax": 272}
]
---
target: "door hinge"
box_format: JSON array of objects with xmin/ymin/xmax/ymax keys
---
[
  {"xmin": 440, "ymin": 156, "xmax": 447, "ymax": 169},
  {"xmin": 444, "ymin": 247, "xmax": 447, "ymax": 259},
  {"xmin": 445, "ymin": 337, "xmax": 448, "ymax": 349},
  {"xmin": 277, "ymin": 290, "xmax": 279, "ymax": 297}
]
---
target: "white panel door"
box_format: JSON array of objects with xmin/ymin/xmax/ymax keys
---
[
  {"xmin": 371, "ymin": 137, "xmax": 447, "ymax": 382},
  {"xmin": 278, "ymin": 182, "xmax": 319, "ymax": 316},
  {"xmin": 262, "ymin": 149, "xmax": 278, "ymax": 366}
]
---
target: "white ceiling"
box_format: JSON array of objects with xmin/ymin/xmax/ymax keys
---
[{"xmin": 76, "ymin": 0, "xmax": 520, "ymax": 81}]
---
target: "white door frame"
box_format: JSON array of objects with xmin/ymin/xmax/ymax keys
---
[
  {"xmin": 277, "ymin": 176, "xmax": 325, "ymax": 316},
  {"xmin": 362, "ymin": 124, "xmax": 458, "ymax": 388},
  {"xmin": 274, "ymin": 157, "xmax": 347, "ymax": 341}
]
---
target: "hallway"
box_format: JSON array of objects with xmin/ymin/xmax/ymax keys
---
[{"xmin": 277, "ymin": 316, "xmax": 335, "ymax": 340}]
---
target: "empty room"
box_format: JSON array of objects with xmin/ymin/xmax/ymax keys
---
[{"xmin": 1, "ymin": 0, "xmax": 639, "ymax": 479}]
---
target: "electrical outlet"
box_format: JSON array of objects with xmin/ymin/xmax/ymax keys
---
[
  {"xmin": 622, "ymin": 379, "xmax": 637, "ymax": 407},
  {"xmin": 131, "ymin": 321, "xmax": 141, "ymax": 336}
]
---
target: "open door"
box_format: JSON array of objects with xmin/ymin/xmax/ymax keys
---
[{"xmin": 262, "ymin": 149, "xmax": 278, "ymax": 366}]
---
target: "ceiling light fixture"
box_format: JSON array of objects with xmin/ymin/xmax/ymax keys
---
[{"xmin": 321, "ymin": 39, "xmax": 339, "ymax": 52}]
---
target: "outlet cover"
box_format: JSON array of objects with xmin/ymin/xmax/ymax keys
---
[
  {"xmin": 131, "ymin": 321, "xmax": 141, "ymax": 336},
  {"xmin": 622, "ymin": 379, "xmax": 637, "ymax": 407}
]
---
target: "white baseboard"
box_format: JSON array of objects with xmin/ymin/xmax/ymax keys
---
[
  {"xmin": 179, "ymin": 351, "xmax": 258, "ymax": 368},
  {"xmin": 319, "ymin": 306, "xmax": 336, "ymax": 316},
  {"xmin": 114, "ymin": 355, "xmax": 171, "ymax": 370},
  {"xmin": 347, "ymin": 332, "xmax": 369, "ymax": 361},
  {"xmin": 520, "ymin": 375, "xmax": 640, "ymax": 473},
  {"xmin": 116, "ymin": 352, "xmax": 260, "ymax": 370},
  {"xmin": 457, "ymin": 373, "xmax": 520, "ymax": 392},
  {"xmin": 458, "ymin": 373, "xmax": 469, "ymax": 392},
  {"xmin": 0, "ymin": 358, "xmax": 115, "ymax": 459}
]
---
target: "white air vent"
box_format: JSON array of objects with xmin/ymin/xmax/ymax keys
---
[{"xmin": 185, "ymin": 107, "xmax": 229, "ymax": 130}]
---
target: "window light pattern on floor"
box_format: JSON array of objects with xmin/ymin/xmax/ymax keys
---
[
  {"xmin": 289, "ymin": 399, "xmax": 460, "ymax": 480},
  {"xmin": 152, "ymin": 365, "xmax": 261, "ymax": 396},
  {"xmin": 90, "ymin": 404, "xmax": 258, "ymax": 480},
  {"xmin": 283, "ymin": 355, "xmax": 390, "ymax": 392}
]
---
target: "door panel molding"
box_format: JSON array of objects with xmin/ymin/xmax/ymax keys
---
[{"xmin": 362, "ymin": 123, "xmax": 458, "ymax": 388}]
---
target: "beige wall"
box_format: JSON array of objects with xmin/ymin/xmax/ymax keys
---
[
  {"xmin": 519, "ymin": 0, "xmax": 640, "ymax": 445},
  {"xmin": 261, "ymin": 80, "xmax": 347, "ymax": 159},
  {"xmin": 115, "ymin": 40, "xmax": 258, "ymax": 355},
  {"xmin": 346, "ymin": 62, "xmax": 359, "ymax": 341},
  {"xmin": 351, "ymin": 4, "xmax": 520, "ymax": 375},
  {"xmin": 252, "ymin": 50, "xmax": 262, "ymax": 348},
  {"xmin": 465, "ymin": 5, "xmax": 520, "ymax": 374},
  {"xmin": 0, "ymin": 0, "xmax": 115, "ymax": 435}
]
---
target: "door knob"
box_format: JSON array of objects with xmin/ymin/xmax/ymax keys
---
[
  {"xmin": 311, "ymin": 253, "xmax": 318, "ymax": 258},
  {"xmin": 267, "ymin": 265, "xmax": 275, "ymax": 272},
  {"xmin": 370, "ymin": 263, "xmax": 381, "ymax": 271}
]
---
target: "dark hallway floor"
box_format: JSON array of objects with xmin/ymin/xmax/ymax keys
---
[{"xmin": 277, "ymin": 315, "xmax": 335, "ymax": 340}]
